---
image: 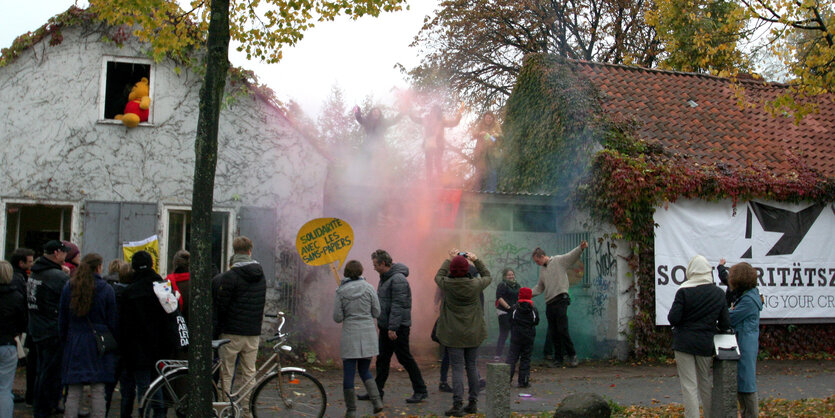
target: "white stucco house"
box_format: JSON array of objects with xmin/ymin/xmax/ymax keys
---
[{"xmin": 0, "ymin": 7, "xmax": 328, "ymax": 311}]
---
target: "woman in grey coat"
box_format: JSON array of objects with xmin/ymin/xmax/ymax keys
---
[{"xmin": 333, "ymin": 260, "xmax": 384, "ymax": 417}]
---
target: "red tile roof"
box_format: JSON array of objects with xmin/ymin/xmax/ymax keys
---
[{"xmin": 569, "ymin": 60, "xmax": 835, "ymax": 178}]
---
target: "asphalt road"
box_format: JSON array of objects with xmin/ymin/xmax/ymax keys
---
[{"xmin": 13, "ymin": 358, "xmax": 835, "ymax": 416}]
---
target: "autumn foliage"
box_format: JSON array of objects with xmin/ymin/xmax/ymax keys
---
[{"xmin": 577, "ymin": 125, "xmax": 835, "ymax": 358}]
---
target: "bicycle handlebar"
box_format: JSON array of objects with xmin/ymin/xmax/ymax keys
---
[{"xmin": 265, "ymin": 312, "xmax": 286, "ymax": 342}]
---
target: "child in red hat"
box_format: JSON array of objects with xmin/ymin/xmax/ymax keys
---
[{"xmin": 506, "ymin": 287, "xmax": 539, "ymax": 388}]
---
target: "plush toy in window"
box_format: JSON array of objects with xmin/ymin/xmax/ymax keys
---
[{"xmin": 115, "ymin": 77, "xmax": 151, "ymax": 128}]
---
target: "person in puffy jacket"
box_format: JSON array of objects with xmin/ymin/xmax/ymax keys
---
[
  {"xmin": 212, "ymin": 236, "xmax": 265, "ymax": 416},
  {"xmin": 727, "ymin": 262, "xmax": 763, "ymax": 418},
  {"xmin": 333, "ymin": 260, "xmax": 383, "ymax": 417},
  {"xmin": 667, "ymin": 255, "xmax": 731, "ymax": 418},
  {"xmin": 358, "ymin": 249, "xmax": 428, "ymax": 404},
  {"xmin": 58, "ymin": 253, "xmax": 118, "ymax": 418},
  {"xmin": 506, "ymin": 287, "xmax": 539, "ymax": 388}
]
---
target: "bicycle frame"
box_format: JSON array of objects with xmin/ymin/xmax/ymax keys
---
[{"xmin": 141, "ymin": 312, "xmax": 307, "ymax": 416}]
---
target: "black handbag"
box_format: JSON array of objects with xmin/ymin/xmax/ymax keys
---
[
  {"xmin": 87, "ymin": 318, "xmax": 118, "ymax": 355},
  {"xmin": 431, "ymin": 318, "xmax": 440, "ymax": 343}
]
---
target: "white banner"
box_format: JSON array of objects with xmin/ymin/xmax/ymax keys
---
[{"xmin": 654, "ymin": 199, "xmax": 835, "ymax": 325}]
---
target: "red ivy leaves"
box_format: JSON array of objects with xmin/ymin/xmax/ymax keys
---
[{"xmin": 578, "ymin": 138, "xmax": 835, "ymax": 359}]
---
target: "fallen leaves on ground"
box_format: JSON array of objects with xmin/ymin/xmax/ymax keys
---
[{"xmin": 606, "ymin": 396, "xmax": 835, "ymax": 417}]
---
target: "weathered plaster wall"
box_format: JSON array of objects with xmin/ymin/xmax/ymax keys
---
[{"xmin": 0, "ymin": 25, "xmax": 327, "ymax": 245}]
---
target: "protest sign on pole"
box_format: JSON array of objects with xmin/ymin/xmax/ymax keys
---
[{"xmin": 295, "ymin": 218, "xmax": 354, "ymax": 285}]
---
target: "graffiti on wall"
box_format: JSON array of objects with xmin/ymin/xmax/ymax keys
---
[
  {"xmin": 588, "ymin": 239, "xmax": 617, "ymax": 336},
  {"xmin": 468, "ymin": 232, "xmax": 536, "ymax": 276}
]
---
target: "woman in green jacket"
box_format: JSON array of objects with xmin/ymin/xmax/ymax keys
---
[{"xmin": 434, "ymin": 249, "xmax": 491, "ymax": 417}]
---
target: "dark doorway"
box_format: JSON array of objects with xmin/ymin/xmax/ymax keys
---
[{"xmin": 5, "ymin": 204, "xmax": 73, "ymax": 258}]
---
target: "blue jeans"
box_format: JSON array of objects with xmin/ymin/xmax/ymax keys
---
[
  {"xmin": 0, "ymin": 345, "xmax": 17, "ymax": 418},
  {"xmin": 342, "ymin": 358, "xmax": 372, "ymax": 389}
]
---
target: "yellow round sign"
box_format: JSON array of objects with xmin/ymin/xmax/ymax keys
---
[{"xmin": 295, "ymin": 218, "xmax": 354, "ymax": 270}]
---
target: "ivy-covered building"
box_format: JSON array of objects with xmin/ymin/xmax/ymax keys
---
[
  {"xmin": 0, "ymin": 7, "xmax": 329, "ymax": 319},
  {"xmin": 501, "ymin": 53, "xmax": 835, "ymax": 358}
]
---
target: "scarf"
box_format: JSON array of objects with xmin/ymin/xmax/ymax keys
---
[{"xmin": 502, "ymin": 278, "xmax": 520, "ymax": 291}]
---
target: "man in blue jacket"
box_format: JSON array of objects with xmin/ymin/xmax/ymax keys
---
[{"xmin": 359, "ymin": 249, "xmax": 428, "ymax": 404}]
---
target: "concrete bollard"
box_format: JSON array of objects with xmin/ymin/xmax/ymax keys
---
[
  {"xmin": 486, "ymin": 362, "xmax": 511, "ymax": 418},
  {"xmin": 710, "ymin": 358, "xmax": 738, "ymax": 418}
]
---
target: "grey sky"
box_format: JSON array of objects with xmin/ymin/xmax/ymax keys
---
[{"xmin": 0, "ymin": 0, "xmax": 438, "ymax": 117}]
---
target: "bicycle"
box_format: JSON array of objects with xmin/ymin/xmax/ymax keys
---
[{"xmin": 138, "ymin": 312, "xmax": 327, "ymax": 417}]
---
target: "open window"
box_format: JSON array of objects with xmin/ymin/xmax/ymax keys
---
[
  {"xmin": 5, "ymin": 203, "xmax": 73, "ymax": 258},
  {"xmin": 99, "ymin": 57, "xmax": 154, "ymax": 123},
  {"xmin": 164, "ymin": 209, "xmax": 231, "ymax": 275}
]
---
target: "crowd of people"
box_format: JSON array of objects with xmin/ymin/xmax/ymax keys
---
[
  {"xmin": 331, "ymin": 242, "xmax": 589, "ymax": 417},
  {"xmin": 2, "ymin": 235, "xmax": 762, "ymax": 418},
  {"xmin": 0, "ymin": 235, "xmax": 266, "ymax": 418},
  {"xmin": 331, "ymin": 244, "xmax": 762, "ymax": 418}
]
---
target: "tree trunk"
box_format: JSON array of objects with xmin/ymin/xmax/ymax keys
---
[{"xmin": 188, "ymin": 0, "xmax": 230, "ymax": 416}]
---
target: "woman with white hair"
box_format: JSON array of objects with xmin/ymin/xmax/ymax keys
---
[{"xmin": 667, "ymin": 255, "xmax": 731, "ymax": 418}]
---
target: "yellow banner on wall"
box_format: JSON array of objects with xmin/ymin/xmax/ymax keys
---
[{"xmin": 122, "ymin": 235, "xmax": 160, "ymax": 272}]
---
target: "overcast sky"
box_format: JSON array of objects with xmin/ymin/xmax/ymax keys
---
[{"xmin": 0, "ymin": 0, "xmax": 439, "ymax": 117}]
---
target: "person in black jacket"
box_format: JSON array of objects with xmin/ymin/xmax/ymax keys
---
[
  {"xmin": 717, "ymin": 258, "xmax": 743, "ymax": 308},
  {"xmin": 212, "ymin": 236, "xmax": 266, "ymax": 414},
  {"xmin": 494, "ymin": 268, "xmax": 519, "ymax": 359},
  {"xmin": 667, "ymin": 255, "xmax": 731, "ymax": 418},
  {"xmin": 10, "ymin": 248, "xmax": 34, "ymax": 297},
  {"xmin": 9, "ymin": 247, "xmax": 34, "ymax": 404},
  {"xmin": 28, "ymin": 240, "xmax": 70, "ymax": 418},
  {"xmin": 506, "ymin": 287, "xmax": 539, "ymax": 388},
  {"xmin": 357, "ymin": 249, "xmax": 428, "ymax": 404},
  {"xmin": 119, "ymin": 251, "xmax": 177, "ymax": 412},
  {"xmin": 0, "ymin": 260, "xmax": 27, "ymax": 417}
]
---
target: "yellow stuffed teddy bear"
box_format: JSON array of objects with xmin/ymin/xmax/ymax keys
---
[{"xmin": 115, "ymin": 77, "xmax": 151, "ymax": 128}]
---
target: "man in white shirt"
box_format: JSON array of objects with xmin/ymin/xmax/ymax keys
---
[{"xmin": 531, "ymin": 241, "xmax": 588, "ymax": 367}]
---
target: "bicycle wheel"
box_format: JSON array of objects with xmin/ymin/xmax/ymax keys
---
[
  {"xmin": 139, "ymin": 369, "xmax": 192, "ymax": 418},
  {"xmin": 250, "ymin": 370, "xmax": 327, "ymax": 417}
]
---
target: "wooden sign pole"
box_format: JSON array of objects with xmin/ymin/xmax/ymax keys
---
[{"xmin": 329, "ymin": 261, "xmax": 341, "ymax": 285}]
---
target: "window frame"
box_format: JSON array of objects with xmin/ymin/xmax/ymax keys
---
[
  {"xmin": 0, "ymin": 199, "xmax": 82, "ymax": 259},
  {"xmin": 158, "ymin": 205, "xmax": 235, "ymax": 275},
  {"xmin": 97, "ymin": 56, "xmax": 155, "ymax": 126}
]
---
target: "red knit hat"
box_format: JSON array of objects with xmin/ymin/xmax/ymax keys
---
[
  {"xmin": 63, "ymin": 241, "xmax": 80, "ymax": 263},
  {"xmin": 449, "ymin": 255, "xmax": 470, "ymax": 277},
  {"xmin": 518, "ymin": 287, "xmax": 532, "ymax": 301}
]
